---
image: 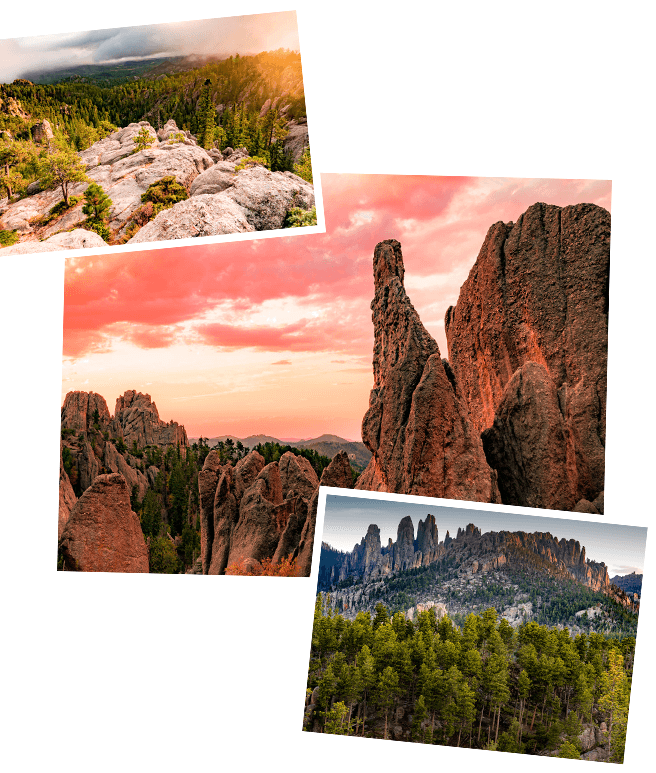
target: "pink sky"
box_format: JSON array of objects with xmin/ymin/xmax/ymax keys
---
[{"xmin": 62, "ymin": 174, "xmax": 611, "ymax": 440}]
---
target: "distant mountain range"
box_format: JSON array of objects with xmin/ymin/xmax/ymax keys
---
[
  {"xmin": 189, "ymin": 433, "xmax": 372, "ymax": 470},
  {"xmin": 21, "ymin": 54, "xmax": 243, "ymax": 87}
]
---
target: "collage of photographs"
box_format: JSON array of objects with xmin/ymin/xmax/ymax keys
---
[{"xmin": 3, "ymin": 3, "xmax": 653, "ymax": 772}]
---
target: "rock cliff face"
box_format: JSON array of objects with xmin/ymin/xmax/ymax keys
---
[
  {"xmin": 355, "ymin": 240, "xmax": 500, "ymax": 503},
  {"xmin": 59, "ymin": 473, "xmax": 148, "ymax": 572},
  {"xmin": 60, "ymin": 389, "xmax": 184, "ymax": 518},
  {"xmin": 200, "ymin": 448, "xmax": 353, "ymax": 576},
  {"xmin": 1, "ymin": 120, "xmax": 315, "ymax": 250},
  {"xmin": 357, "ymin": 202, "xmax": 609, "ymax": 513},
  {"xmin": 58, "ymin": 450, "xmax": 77, "ymax": 539},
  {"xmin": 61, "ymin": 391, "xmax": 112, "ymax": 432},
  {"xmin": 111, "ymin": 390, "xmax": 188, "ymax": 450},
  {"xmin": 445, "ymin": 202, "xmax": 609, "ymax": 510},
  {"xmin": 325, "ymin": 516, "xmax": 610, "ymax": 593}
]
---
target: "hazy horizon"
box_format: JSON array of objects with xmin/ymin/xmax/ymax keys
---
[{"xmin": 0, "ymin": 12, "xmax": 299, "ymax": 82}]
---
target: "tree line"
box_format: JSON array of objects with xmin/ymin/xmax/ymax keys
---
[{"xmin": 306, "ymin": 596, "xmax": 633, "ymax": 761}]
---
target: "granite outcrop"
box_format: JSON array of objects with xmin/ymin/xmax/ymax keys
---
[
  {"xmin": 59, "ymin": 473, "xmax": 149, "ymax": 572},
  {"xmin": 355, "ymin": 239, "xmax": 500, "ymax": 503},
  {"xmin": 356, "ymin": 202, "xmax": 609, "ymax": 513},
  {"xmin": 323, "ymin": 515, "xmax": 610, "ymax": 594},
  {"xmin": 1, "ymin": 120, "xmax": 315, "ymax": 250},
  {"xmin": 200, "ymin": 448, "xmax": 353, "ymax": 576}
]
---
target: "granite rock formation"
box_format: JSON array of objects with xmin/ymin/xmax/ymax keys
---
[
  {"xmin": 59, "ymin": 473, "xmax": 148, "ymax": 572},
  {"xmin": 60, "ymin": 389, "xmax": 183, "ymax": 517},
  {"xmin": 355, "ymin": 239, "xmax": 500, "ymax": 503},
  {"xmin": 0, "ymin": 120, "xmax": 315, "ymax": 250},
  {"xmin": 357, "ymin": 202, "xmax": 609, "ymax": 513},
  {"xmin": 200, "ymin": 448, "xmax": 353, "ymax": 576},
  {"xmin": 323, "ymin": 515, "xmax": 610, "ymax": 594},
  {"xmin": 111, "ymin": 390, "xmax": 188, "ymax": 450},
  {"xmin": 445, "ymin": 202, "xmax": 609, "ymax": 510}
]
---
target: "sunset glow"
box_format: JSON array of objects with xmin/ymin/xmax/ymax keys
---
[{"xmin": 62, "ymin": 174, "xmax": 611, "ymax": 439}]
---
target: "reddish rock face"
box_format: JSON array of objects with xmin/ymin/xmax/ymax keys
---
[
  {"xmin": 112, "ymin": 390, "xmax": 188, "ymax": 450},
  {"xmin": 445, "ymin": 202, "xmax": 609, "ymax": 506},
  {"xmin": 295, "ymin": 450, "xmax": 354, "ymax": 577},
  {"xmin": 356, "ymin": 240, "xmax": 499, "ymax": 503},
  {"xmin": 61, "ymin": 391, "xmax": 112, "ymax": 433},
  {"xmin": 59, "ymin": 473, "xmax": 148, "ymax": 572}
]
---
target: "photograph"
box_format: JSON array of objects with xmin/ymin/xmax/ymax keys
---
[
  {"xmin": 0, "ymin": 11, "xmax": 318, "ymax": 257},
  {"xmin": 305, "ymin": 489, "xmax": 646, "ymax": 763},
  {"xmin": 58, "ymin": 173, "xmax": 610, "ymax": 575}
]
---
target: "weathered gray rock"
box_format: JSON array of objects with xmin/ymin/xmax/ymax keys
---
[
  {"xmin": 43, "ymin": 228, "xmax": 107, "ymax": 250},
  {"xmin": 283, "ymin": 121, "xmax": 310, "ymax": 162},
  {"xmin": 112, "ymin": 390, "xmax": 188, "ymax": 449},
  {"xmin": 189, "ymin": 164, "xmax": 236, "ymax": 196},
  {"xmin": 127, "ymin": 194, "xmax": 254, "ymax": 241},
  {"xmin": 31, "ymin": 119, "xmax": 54, "ymax": 144},
  {"xmin": 61, "ymin": 391, "xmax": 112, "ymax": 432},
  {"xmin": 103, "ymin": 441, "xmax": 149, "ymax": 501}
]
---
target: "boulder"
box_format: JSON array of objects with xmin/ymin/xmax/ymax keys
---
[
  {"xmin": 59, "ymin": 473, "xmax": 148, "ymax": 572},
  {"xmin": 355, "ymin": 240, "xmax": 499, "ymax": 503},
  {"xmin": 42, "ymin": 229, "xmax": 107, "ymax": 250},
  {"xmin": 31, "ymin": 119, "xmax": 54, "ymax": 144},
  {"xmin": 481, "ymin": 362, "xmax": 578, "ymax": 510},
  {"xmin": 189, "ymin": 165, "xmax": 236, "ymax": 196}
]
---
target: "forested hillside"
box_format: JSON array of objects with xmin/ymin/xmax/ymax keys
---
[
  {"xmin": 305, "ymin": 597, "xmax": 634, "ymax": 762},
  {"xmin": 1, "ymin": 48, "xmax": 311, "ymax": 244},
  {"xmin": 1, "ymin": 50, "xmax": 305, "ymax": 146}
]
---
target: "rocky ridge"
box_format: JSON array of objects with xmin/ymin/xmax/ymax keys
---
[
  {"xmin": 1, "ymin": 119, "xmax": 314, "ymax": 251},
  {"xmin": 323, "ymin": 516, "xmax": 610, "ymax": 593},
  {"xmin": 59, "ymin": 389, "xmax": 189, "ymax": 540},
  {"xmin": 356, "ymin": 203, "xmax": 609, "ymax": 513},
  {"xmin": 199, "ymin": 448, "xmax": 353, "ymax": 576}
]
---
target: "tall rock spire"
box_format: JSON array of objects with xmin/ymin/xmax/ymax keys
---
[{"xmin": 356, "ymin": 239, "xmax": 500, "ymax": 503}]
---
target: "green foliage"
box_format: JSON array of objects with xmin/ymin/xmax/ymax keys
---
[
  {"xmin": 293, "ymin": 147, "xmax": 312, "ymax": 183},
  {"xmin": 168, "ymin": 131, "xmax": 186, "ymax": 145},
  {"xmin": 82, "ymin": 182, "xmax": 112, "ymax": 220},
  {"xmin": 0, "ymin": 228, "xmax": 19, "ymax": 246},
  {"xmin": 253, "ymin": 440, "xmax": 333, "ymax": 477},
  {"xmin": 197, "ymin": 79, "xmax": 216, "ymax": 150},
  {"xmin": 283, "ymin": 205, "xmax": 317, "ymax": 228},
  {"xmin": 133, "ymin": 126, "xmax": 154, "ymax": 152},
  {"xmin": 82, "ymin": 218, "xmax": 110, "ymax": 242},
  {"xmin": 557, "ymin": 740, "xmax": 581, "ymax": 759},
  {"xmin": 306, "ymin": 600, "xmax": 636, "ymax": 756},
  {"xmin": 149, "ymin": 536, "xmax": 179, "ymax": 574},
  {"xmin": 38, "ymin": 138, "xmax": 89, "ymax": 206},
  {"xmin": 141, "ymin": 175, "xmax": 188, "ymax": 208},
  {"xmin": 233, "ymin": 156, "xmax": 269, "ymax": 173}
]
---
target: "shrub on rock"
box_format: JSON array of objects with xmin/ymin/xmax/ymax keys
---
[{"xmin": 141, "ymin": 175, "xmax": 188, "ymax": 208}]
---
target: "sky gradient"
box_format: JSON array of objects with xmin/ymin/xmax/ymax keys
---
[
  {"xmin": 62, "ymin": 174, "xmax": 612, "ymax": 440},
  {"xmin": 321, "ymin": 493, "xmax": 646, "ymax": 578},
  {"xmin": 0, "ymin": 12, "xmax": 299, "ymax": 82}
]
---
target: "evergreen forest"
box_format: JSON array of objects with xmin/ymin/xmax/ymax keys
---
[
  {"xmin": 305, "ymin": 596, "xmax": 635, "ymax": 762},
  {"xmin": 1, "ymin": 50, "xmax": 309, "ymax": 217}
]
